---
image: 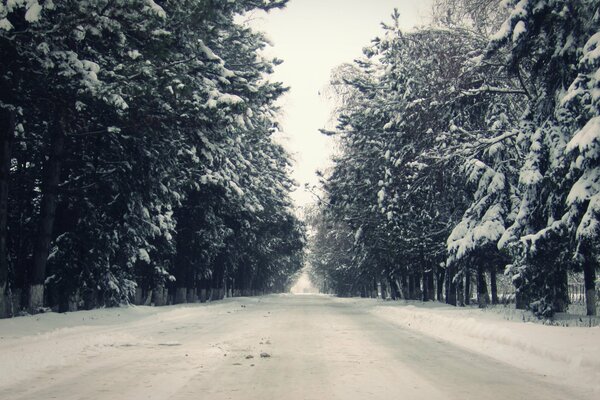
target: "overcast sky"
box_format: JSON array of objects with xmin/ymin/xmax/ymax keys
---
[{"xmin": 251, "ymin": 0, "xmax": 434, "ymax": 208}]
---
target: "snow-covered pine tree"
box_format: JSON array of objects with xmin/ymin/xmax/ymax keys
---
[
  {"xmin": 369, "ymin": 24, "xmax": 486, "ymax": 305},
  {"xmin": 559, "ymin": 19, "xmax": 600, "ymax": 316},
  {"xmin": 314, "ymin": 12, "xmax": 506, "ymax": 303},
  {"xmin": 0, "ymin": 0, "xmax": 304, "ymax": 314},
  {"xmin": 488, "ymin": 0, "xmax": 599, "ymax": 316},
  {"xmin": 1, "ymin": 0, "xmax": 171, "ymax": 310}
]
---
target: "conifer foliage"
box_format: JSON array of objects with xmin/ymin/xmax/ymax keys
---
[
  {"xmin": 312, "ymin": 1, "xmax": 600, "ymax": 316},
  {"xmin": 0, "ymin": 0, "xmax": 304, "ymax": 316}
]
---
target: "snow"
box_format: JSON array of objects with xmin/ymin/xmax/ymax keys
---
[
  {"xmin": 490, "ymin": 19, "xmax": 512, "ymax": 42},
  {"xmin": 81, "ymin": 60, "xmax": 100, "ymax": 82},
  {"xmin": 0, "ymin": 296, "xmax": 596, "ymax": 399},
  {"xmin": 370, "ymin": 299, "xmax": 600, "ymax": 394},
  {"xmin": 105, "ymin": 94, "xmax": 129, "ymax": 110},
  {"xmin": 447, "ymin": 161, "xmax": 509, "ymax": 260},
  {"xmin": 519, "ymin": 163, "xmax": 543, "ymax": 185},
  {"xmin": 206, "ymin": 90, "xmax": 244, "ymax": 109},
  {"xmin": 512, "ymin": 20, "xmax": 527, "ymax": 43},
  {"xmin": 138, "ymin": 248, "xmax": 150, "ymax": 263},
  {"xmin": 377, "ymin": 187, "xmax": 385, "ymax": 204},
  {"xmin": 24, "ymin": 1, "xmax": 42, "ymax": 23},
  {"xmin": 473, "ymin": 203, "xmax": 505, "ymax": 242},
  {"xmin": 0, "ymin": 18, "xmax": 13, "ymax": 31},
  {"xmin": 582, "ymin": 31, "xmax": 600, "ymax": 66},
  {"xmin": 127, "ymin": 50, "xmax": 142, "ymax": 60},
  {"xmin": 229, "ymin": 180, "xmax": 244, "ymax": 197},
  {"xmin": 566, "ymin": 116, "xmax": 600, "ymax": 154},
  {"xmin": 198, "ymin": 40, "xmax": 221, "ymax": 62},
  {"xmin": 145, "ymin": 0, "xmax": 166, "ymax": 19},
  {"xmin": 0, "ymin": 303, "xmax": 241, "ymax": 396},
  {"xmin": 567, "ymin": 167, "xmax": 600, "ymax": 204},
  {"xmin": 353, "ymin": 226, "xmax": 363, "ymax": 243},
  {"xmin": 490, "ymin": 0, "xmax": 529, "ymax": 43},
  {"xmin": 574, "ymin": 192, "xmax": 600, "ymax": 239},
  {"xmin": 217, "ymin": 93, "xmax": 244, "ymax": 105}
]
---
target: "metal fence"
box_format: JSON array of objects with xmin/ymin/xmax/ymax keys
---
[{"xmin": 568, "ymin": 284, "xmax": 587, "ymax": 304}]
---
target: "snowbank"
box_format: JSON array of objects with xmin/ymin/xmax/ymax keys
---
[
  {"xmin": 367, "ymin": 300, "xmax": 600, "ymax": 393},
  {"xmin": 0, "ymin": 298, "xmax": 253, "ymax": 388}
]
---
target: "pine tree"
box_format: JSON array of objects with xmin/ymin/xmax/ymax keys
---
[
  {"xmin": 560, "ymin": 22, "xmax": 600, "ymax": 316},
  {"xmin": 0, "ymin": 0, "xmax": 304, "ymax": 315},
  {"xmin": 488, "ymin": 0, "xmax": 599, "ymax": 316}
]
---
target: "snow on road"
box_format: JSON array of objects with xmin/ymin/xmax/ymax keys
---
[{"xmin": 0, "ymin": 295, "xmax": 597, "ymax": 399}]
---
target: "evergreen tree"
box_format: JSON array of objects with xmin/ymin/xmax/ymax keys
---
[
  {"xmin": 0, "ymin": 0, "xmax": 304, "ymax": 316},
  {"xmin": 489, "ymin": 0, "xmax": 599, "ymax": 316},
  {"xmin": 559, "ymin": 19, "xmax": 600, "ymax": 316}
]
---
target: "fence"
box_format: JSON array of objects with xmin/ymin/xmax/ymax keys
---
[{"xmin": 568, "ymin": 284, "xmax": 587, "ymax": 304}]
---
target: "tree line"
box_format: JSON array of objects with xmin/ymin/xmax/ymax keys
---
[
  {"xmin": 310, "ymin": 0, "xmax": 599, "ymax": 317},
  {"xmin": 0, "ymin": 0, "xmax": 305, "ymax": 317}
]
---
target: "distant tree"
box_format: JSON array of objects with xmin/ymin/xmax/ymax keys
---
[{"xmin": 432, "ymin": 0, "xmax": 507, "ymax": 36}]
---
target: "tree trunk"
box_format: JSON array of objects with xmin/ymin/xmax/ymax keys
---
[
  {"xmin": 389, "ymin": 277, "xmax": 400, "ymax": 300},
  {"xmin": 68, "ymin": 290, "xmax": 80, "ymax": 312},
  {"xmin": 476, "ymin": 265, "xmax": 490, "ymax": 308},
  {"xmin": 436, "ymin": 265, "xmax": 444, "ymax": 302},
  {"xmin": 175, "ymin": 287, "xmax": 187, "ymax": 304},
  {"xmin": 0, "ymin": 108, "xmax": 15, "ymax": 318},
  {"xmin": 515, "ymin": 289, "xmax": 528, "ymax": 310},
  {"xmin": 464, "ymin": 268, "xmax": 471, "ymax": 306},
  {"xmin": 552, "ymin": 267, "xmax": 569, "ymax": 313},
  {"xmin": 0, "ymin": 285, "xmax": 5, "ymax": 318},
  {"xmin": 422, "ymin": 270, "xmax": 429, "ymax": 301},
  {"xmin": 414, "ymin": 273, "xmax": 422, "ymax": 300},
  {"xmin": 10, "ymin": 150, "xmax": 31, "ymax": 314},
  {"xmin": 401, "ymin": 273, "xmax": 409, "ymax": 300},
  {"xmin": 490, "ymin": 266, "xmax": 499, "ymax": 305},
  {"xmin": 426, "ymin": 269, "xmax": 434, "ymax": 301},
  {"xmin": 445, "ymin": 264, "xmax": 457, "ymax": 306},
  {"xmin": 457, "ymin": 272, "xmax": 465, "ymax": 306},
  {"xmin": 187, "ymin": 288, "xmax": 196, "ymax": 303},
  {"xmin": 153, "ymin": 285, "xmax": 166, "ymax": 306},
  {"xmin": 408, "ymin": 273, "xmax": 416, "ymax": 300},
  {"xmin": 134, "ymin": 286, "xmax": 143, "ymax": 305},
  {"xmin": 30, "ymin": 115, "xmax": 66, "ymax": 312},
  {"xmin": 582, "ymin": 243, "xmax": 597, "ymax": 316}
]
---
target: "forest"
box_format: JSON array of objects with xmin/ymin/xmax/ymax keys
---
[
  {"xmin": 1, "ymin": 0, "xmax": 599, "ymax": 321},
  {"xmin": 0, "ymin": 0, "xmax": 305, "ymax": 317},
  {"xmin": 309, "ymin": 0, "xmax": 600, "ymax": 317}
]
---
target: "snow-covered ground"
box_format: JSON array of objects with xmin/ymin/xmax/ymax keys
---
[
  {"xmin": 368, "ymin": 299, "xmax": 600, "ymax": 394},
  {"xmin": 0, "ymin": 295, "xmax": 597, "ymax": 399}
]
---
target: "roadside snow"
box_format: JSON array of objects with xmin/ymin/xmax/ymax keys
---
[
  {"xmin": 0, "ymin": 299, "xmax": 252, "ymax": 389},
  {"xmin": 365, "ymin": 299, "xmax": 600, "ymax": 394}
]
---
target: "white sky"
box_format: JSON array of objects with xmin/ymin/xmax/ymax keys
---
[{"xmin": 251, "ymin": 0, "xmax": 434, "ymax": 208}]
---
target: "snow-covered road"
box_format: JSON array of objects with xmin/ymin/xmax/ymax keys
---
[{"xmin": 0, "ymin": 295, "xmax": 595, "ymax": 399}]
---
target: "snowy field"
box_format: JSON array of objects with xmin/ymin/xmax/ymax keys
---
[{"xmin": 0, "ymin": 295, "xmax": 598, "ymax": 399}]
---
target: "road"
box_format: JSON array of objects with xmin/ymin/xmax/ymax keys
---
[{"xmin": 0, "ymin": 295, "xmax": 592, "ymax": 400}]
